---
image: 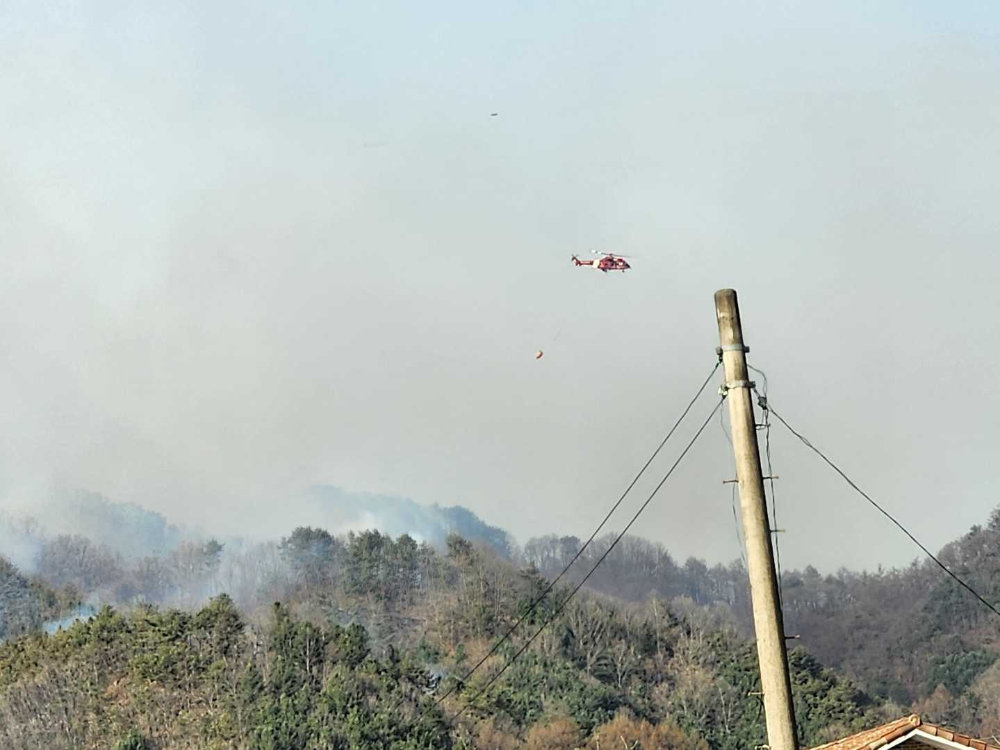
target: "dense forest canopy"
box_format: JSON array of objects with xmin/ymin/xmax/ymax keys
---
[{"xmin": 1, "ymin": 494, "xmax": 998, "ymax": 748}]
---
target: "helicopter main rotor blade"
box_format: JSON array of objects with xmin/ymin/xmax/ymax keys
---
[{"xmin": 588, "ymin": 250, "xmax": 637, "ymax": 258}]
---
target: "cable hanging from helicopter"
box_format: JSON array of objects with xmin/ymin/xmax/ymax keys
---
[{"xmin": 536, "ymin": 252, "xmax": 633, "ymax": 359}]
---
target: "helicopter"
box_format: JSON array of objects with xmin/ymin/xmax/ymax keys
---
[{"xmin": 570, "ymin": 250, "xmax": 632, "ymax": 272}]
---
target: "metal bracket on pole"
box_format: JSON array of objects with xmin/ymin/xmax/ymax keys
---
[{"xmin": 717, "ymin": 344, "xmax": 749, "ymax": 363}]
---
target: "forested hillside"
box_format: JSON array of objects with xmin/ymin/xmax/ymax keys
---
[
  {"xmin": 0, "ymin": 556, "xmax": 74, "ymax": 641},
  {"xmin": 0, "ymin": 527, "xmax": 875, "ymax": 749},
  {"xmin": 1, "ymin": 494, "xmax": 999, "ymax": 747},
  {"xmin": 524, "ymin": 510, "xmax": 1000, "ymax": 739}
]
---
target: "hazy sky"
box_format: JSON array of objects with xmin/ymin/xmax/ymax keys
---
[{"xmin": 2, "ymin": 2, "xmax": 999, "ymax": 572}]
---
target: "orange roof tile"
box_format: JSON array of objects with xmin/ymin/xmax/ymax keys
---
[{"xmin": 808, "ymin": 714, "xmax": 1000, "ymax": 750}]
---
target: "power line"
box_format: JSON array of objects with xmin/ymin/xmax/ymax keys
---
[
  {"xmin": 419, "ymin": 361, "xmax": 721, "ymax": 711},
  {"xmin": 762, "ymin": 410, "xmax": 783, "ymax": 598},
  {"xmin": 450, "ymin": 397, "xmax": 726, "ymax": 722},
  {"xmin": 719, "ymin": 398, "xmax": 732, "ymax": 447},
  {"xmin": 451, "ymin": 397, "xmax": 724, "ymax": 721},
  {"xmin": 765, "ymin": 397, "xmax": 1000, "ymax": 622},
  {"xmin": 731, "ymin": 481, "xmax": 748, "ymax": 571},
  {"xmin": 719, "ymin": 406, "xmax": 746, "ymax": 569},
  {"xmin": 748, "ymin": 364, "xmax": 782, "ymax": 599},
  {"xmin": 747, "ymin": 364, "xmax": 768, "ymax": 397}
]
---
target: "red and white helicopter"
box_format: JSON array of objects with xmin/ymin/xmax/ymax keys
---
[{"xmin": 571, "ymin": 250, "xmax": 632, "ymax": 273}]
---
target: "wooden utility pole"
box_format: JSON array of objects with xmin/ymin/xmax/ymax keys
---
[{"xmin": 715, "ymin": 289, "xmax": 799, "ymax": 750}]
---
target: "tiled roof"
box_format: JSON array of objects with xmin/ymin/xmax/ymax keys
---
[{"xmin": 808, "ymin": 714, "xmax": 1000, "ymax": 750}]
